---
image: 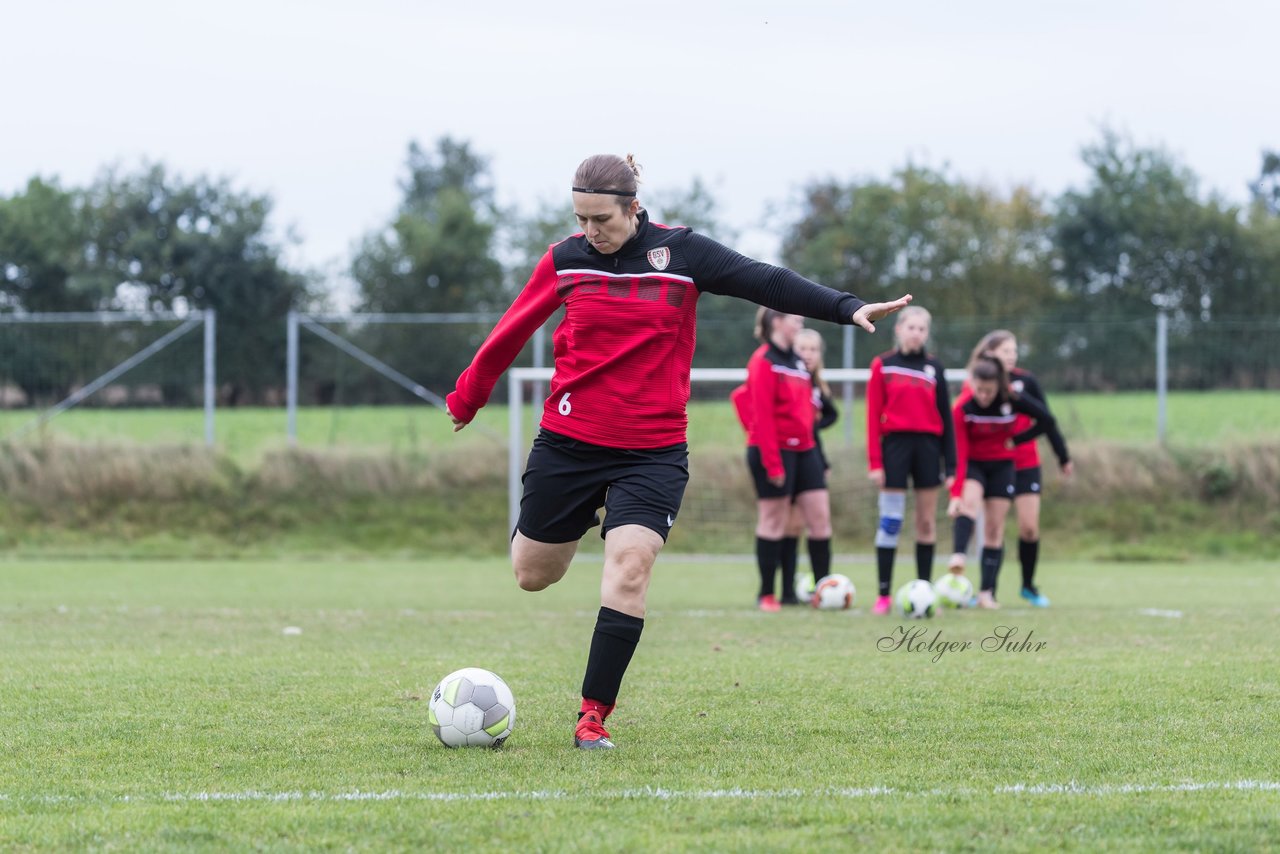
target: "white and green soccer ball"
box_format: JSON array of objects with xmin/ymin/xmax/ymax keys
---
[
  {"xmin": 813, "ymin": 573, "xmax": 856, "ymax": 610},
  {"xmin": 795, "ymin": 570, "xmax": 816, "ymax": 604},
  {"xmin": 896, "ymin": 579, "xmax": 937, "ymax": 619},
  {"xmin": 933, "ymin": 573, "xmax": 975, "ymax": 609},
  {"xmin": 428, "ymin": 667, "xmax": 516, "ymax": 748}
]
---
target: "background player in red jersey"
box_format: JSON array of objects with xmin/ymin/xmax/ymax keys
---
[
  {"xmin": 864, "ymin": 307, "xmax": 956, "ymax": 614},
  {"xmin": 737, "ymin": 312, "xmax": 833, "ymax": 611},
  {"xmin": 781, "ymin": 328, "xmax": 839, "ymax": 603},
  {"xmin": 446, "ymin": 153, "xmax": 911, "ymax": 749},
  {"xmin": 970, "ymin": 330, "xmax": 1073, "ymax": 607},
  {"xmin": 946, "ymin": 355, "xmax": 1063, "ymax": 608}
]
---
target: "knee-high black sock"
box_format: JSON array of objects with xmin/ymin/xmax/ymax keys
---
[
  {"xmin": 581, "ymin": 606, "xmax": 644, "ymax": 706},
  {"xmin": 779, "ymin": 536, "xmax": 799, "ymax": 597},
  {"xmin": 980, "ymin": 547, "xmax": 1004, "ymax": 595},
  {"xmin": 756, "ymin": 537, "xmax": 782, "ymax": 598},
  {"xmin": 808, "ymin": 537, "xmax": 831, "ymax": 581},
  {"xmin": 953, "ymin": 515, "xmax": 975, "ymax": 556},
  {"xmin": 916, "ymin": 542, "xmax": 935, "ymax": 582},
  {"xmin": 1019, "ymin": 538, "xmax": 1039, "ymax": 590},
  {"xmin": 876, "ymin": 548, "xmax": 895, "ymax": 596}
]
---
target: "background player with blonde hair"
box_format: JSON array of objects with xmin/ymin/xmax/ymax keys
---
[{"xmin": 865, "ymin": 306, "xmax": 956, "ymax": 615}]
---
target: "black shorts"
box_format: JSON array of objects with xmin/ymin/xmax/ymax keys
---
[
  {"xmin": 517, "ymin": 429, "xmax": 689, "ymax": 543},
  {"xmin": 964, "ymin": 458, "xmax": 1016, "ymax": 500},
  {"xmin": 746, "ymin": 446, "xmax": 827, "ymax": 500},
  {"xmin": 1014, "ymin": 466, "xmax": 1043, "ymax": 497},
  {"xmin": 881, "ymin": 432, "xmax": 944, "ymax": 490}
]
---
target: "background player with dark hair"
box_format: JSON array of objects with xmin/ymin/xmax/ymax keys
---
[
  {"xmin": 946, "ymin": 354, "xmax": 1064, "ymax": 609},
  {"xmin": 971, "ymin": 330, "xmax": 1073, "ymax": 607},
  {"xmin": 780, "ymin": 328, "xmax": 838, "ymax": 603},
  {"xmin": 865, "ymin": 306, "xmax": 955, "ymax": 615},
  {"xmin": 735, "ymin": 312, "xmax": 833, "ymax": 610},
  {"xmin": 446, "ymin": 153, "xmax": 911, "ymax": 749}
]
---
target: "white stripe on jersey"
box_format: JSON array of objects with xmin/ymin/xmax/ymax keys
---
[
  {"xmin": 965, "ymin": 414, "xmax": 1016, "ymax": 425},
  {"xmin": 771, "ymin": 364, "xmax": 811, "ymax": 380},
  {"xmin": 881, "ymin": 365, "xmax": 937, "ymax": 384},
  {"xmin": 555, "ymin": 268, "xmax": 696, "ymax": 285}
]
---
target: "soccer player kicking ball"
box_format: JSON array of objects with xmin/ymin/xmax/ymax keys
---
[{"xmin": 446, "ymin": 154, "xmax": 910, "ymax": 749}]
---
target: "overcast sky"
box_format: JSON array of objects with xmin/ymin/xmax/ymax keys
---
[{"xmin": 4, "ymin": 0, "xmax": 1276, "ymax": 295}]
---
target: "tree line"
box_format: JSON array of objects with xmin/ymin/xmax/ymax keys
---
[{"xmin": 2, "ymin": 131, "xmax": 1278, "ymax": 405}]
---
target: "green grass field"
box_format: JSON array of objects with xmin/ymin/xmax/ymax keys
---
[
  {"xmin": 3, "ymin": 389, "xmax": 1278, "ymax": 463},
  {"xmin": 3, "ymin": 558, "xmax": 1277, "ymax": 851}
]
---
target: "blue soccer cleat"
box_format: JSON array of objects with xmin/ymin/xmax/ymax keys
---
[{"xmin": 1021, "ymin": 586, "xmax": 1051, "ymax": 608}]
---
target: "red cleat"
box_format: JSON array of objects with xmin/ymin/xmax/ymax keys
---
[
  {"xmin": 757, "ymin": 594, "xmax": 781, "ymax": 612},
  {"xmin": 574, "ymin": 699, "xmax": 617, "ymax": 750}
]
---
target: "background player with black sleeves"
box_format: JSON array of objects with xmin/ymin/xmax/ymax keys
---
[
  {"xmin": 447, "ymin": 154, "xmax": 911, "ymax": 749},
  {"xmin": 735, "ymin": 312, "xmax": 833, "ymax": 611},
  {"xmin": 864, "ymin": 306, "xmax": 956, "ymax": 615},
  {"xmin": 946, "ymin": 355, "xmax": 1065, "ymax": 609},
  {"xmin": 971, "ymin": 330, "xmax": 1074, "ymax": 607}
]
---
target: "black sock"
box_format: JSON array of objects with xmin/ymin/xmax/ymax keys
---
[
  {"xmin": 953, "ymin": 515, "xmax": 975, "ymax": 555},
  {"xmin": 779, "ymin": 536, "xmax": 799, "ymax": 597},
  {"xmin": 980, "ymin": 547, "xmax": 1004, "ymax": 595},
  {"xmin": 581, "ymin": 606, "xmax": 644, "ymax": 707},
  {"xmin": 876, "ymin": 547, "xmax": 895, "ymax": 596},
  {"xmin": 756, "ymin": 537, "xmax": 782, "ymax": 598},
  {"xmin": 808, "ymin": 537, "xmax": 831, "ymax": 581},
  {"xmin": 1019, "ymin": 538, "xmax": 1039, "ymax": 591},
  {"xmin": 916, "ymin": 542, "xmax": 935, "ymax": 582}
]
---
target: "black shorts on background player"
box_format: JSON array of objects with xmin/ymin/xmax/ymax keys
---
[
  {"xmin": 880, "ymin": 432, "xmax": 944, "ymax": 490},
  {"xmin": 964, "ymin": 458, "xmax": 1016, "ymax": 500},
  {"xmin": 1014, "ymin": 465, "xmax": 1042, "ymax": 496},
  {"xmin": 746, "ymin": 446, "xmax": 826, "ymax": 500},
  {"xmin": 519, "ymin": 429, "xmax": 689, "ymax": 543}
]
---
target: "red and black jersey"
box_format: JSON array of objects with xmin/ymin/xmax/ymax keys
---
[
  {"xmin": 865, "ymin": 349, "xmax": 956, "ymax": 474},
  {"xmin": 1009, "ymin": 367, "xmax": 1070, "ymax": 471},
  {"xmin": 951, "ymin": 391, "xmax": 1061, "ymax": 498},
  {"xmin": 446, "ymin": 210, "xmax": 866, "ymax": 449},
  {"xmin": 732, "ymin": 379, "xmax": 837, "ymax": 471},
  {"xmin": 740, "ymin": 343, "xmax": 815, "ymax": 478}
]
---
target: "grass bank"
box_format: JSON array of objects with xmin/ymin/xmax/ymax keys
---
[{"xmin": 1, "ymin": 437, "xmax": 1277, "ymax": 560}]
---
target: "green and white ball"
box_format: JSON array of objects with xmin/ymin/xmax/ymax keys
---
[
  {"xmin": 795, "ymin": 570, "xmax": 816, "ymax": 605},
  {"xmin": 895, "ymin": 579, "xmax": 937, "ymax": 619},
  {"xmin": 428, "ymin": 667, "xmax": 516, "ymax": 748},
  {"xmin": 933, "ymin": 573, "xmax": 975, "ymax": 608}
]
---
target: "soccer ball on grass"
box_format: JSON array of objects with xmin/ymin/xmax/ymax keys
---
[
  {"xmin": 812, "ymin": 573, "xmax": 856, "ymax": 610},
  {"xmin": 428, "ymin": 667, "xmax": 516, "ymax": 748},
  {"xmin": 933, "ymin": 573, "xmax": 974, "ymax": 608},
  {"xmin": 895, "ymin": 579, "xmax": 937, "ymax": 619}
]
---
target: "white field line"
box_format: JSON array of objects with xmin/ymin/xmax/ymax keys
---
[
  {"xmin": 1137, "ymin": 608, "xmax": 1184, "ymax": 618},
  {"xmin": 2, "ymin": 781, "xmax": 1277, "ymax": 806}
]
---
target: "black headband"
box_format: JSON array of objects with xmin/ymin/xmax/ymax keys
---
[{"xmin": 572, "ymin": 186, "xmax": 636, "ymax": 197}]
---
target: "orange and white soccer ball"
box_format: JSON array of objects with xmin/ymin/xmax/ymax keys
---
[{"xmin": 812, "ymin": 573, "xmax": 856, "ymax": 610}]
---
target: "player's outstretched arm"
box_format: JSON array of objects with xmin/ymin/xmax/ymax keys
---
[{"xmin": 851, "ymin": 294, "xmax": 913, "ymax": 333}]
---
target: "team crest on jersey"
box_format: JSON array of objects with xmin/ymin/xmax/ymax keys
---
[
  {"xmin": 1001, "ymin": 403, "xmax": 1012, "ymax": 416},
  {"xmin": 646, "ymin": 247, "xmax": 671, "ymax": 271},
  {"xmin": 1012, "ymin": 379, "xmax": 1024, "ymax": 393},
  {"xmin": 924, "ymin": 364, "xmax": 936, "ymax": 378}
]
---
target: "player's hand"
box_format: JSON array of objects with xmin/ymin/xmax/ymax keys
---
[
  {"xmin": 943, "ymin": 475, "xmax": 955, "ymax": 491},
  {"xmin": 446, "ymin": 403, "xmax": 467, "ymax": 433},
  {"xmin": 1061, "ymin": 460, "xmax": 1074, "ymax": 478},
  {"xmin": 851, "ymin": 294, "xmax": 913, "ymax": 333},
  {"xmin": 768, "ymin": 473, "xmax": 786, "ymax": 488},
  {"xmin": 868, "ymin": 468, "xmax": 885, "ymax": 488},
  {"xmin": 947, "ymin": 497, "xmax": 962, "ymax": 518}
]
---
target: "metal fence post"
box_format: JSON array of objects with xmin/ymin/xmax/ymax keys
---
[
  {"xmin": 842, "ymin": 325, "xmax": 855, "ymax": 446},
  {"xmin": 286, "ymin": 310, "xmax": 299, "ymax": 445},
  {"xmin": 1156, "ymin": 310, "xmax": 1168, "ymax": 444},
  {"xmin": 203, "ymin": 310, "xmax": 216, "ymax": 447}
]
